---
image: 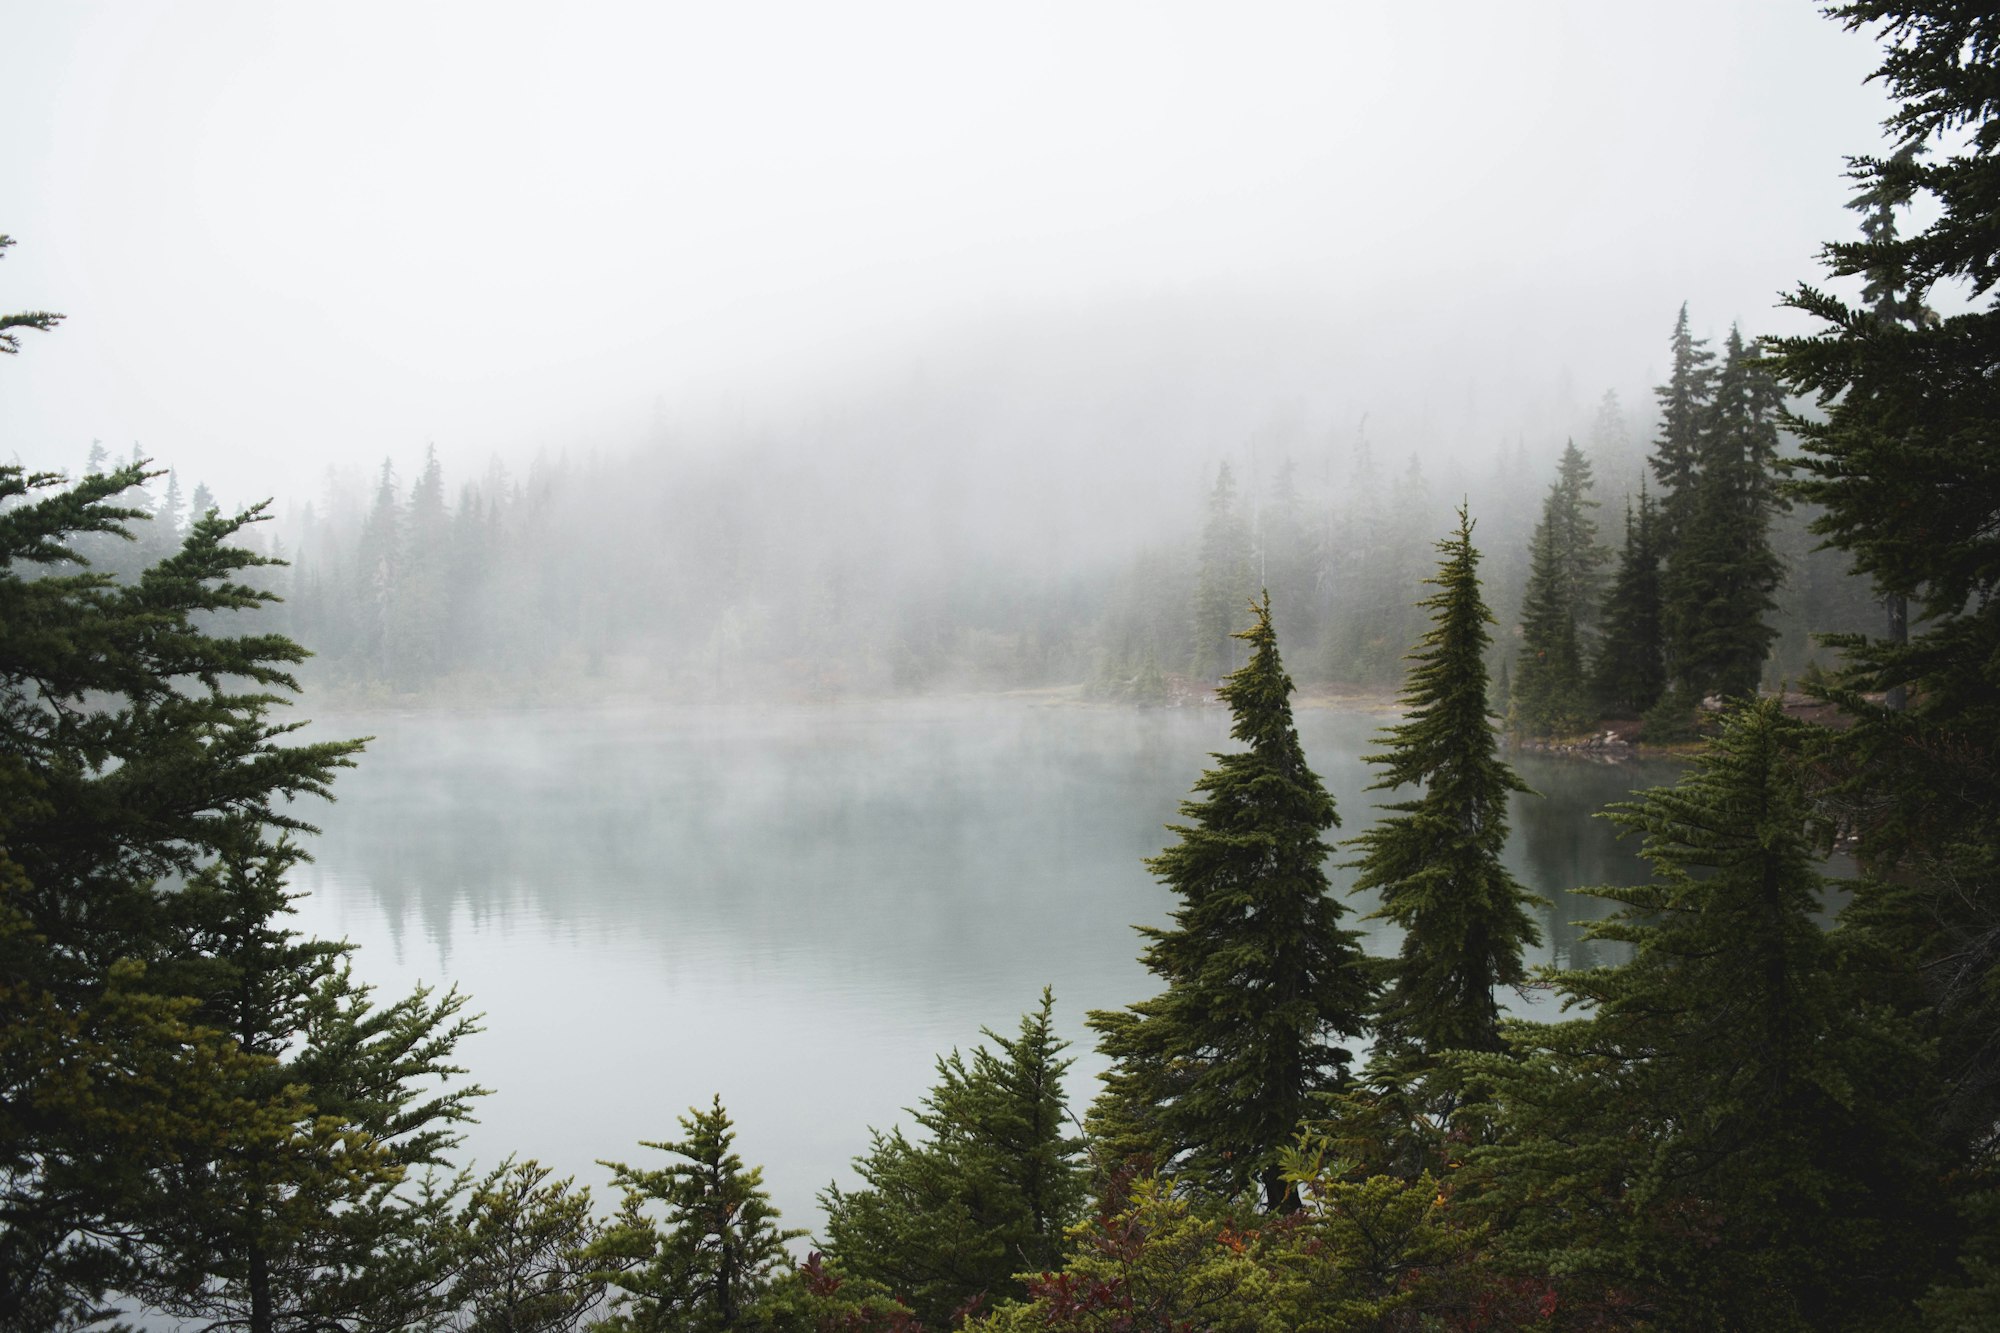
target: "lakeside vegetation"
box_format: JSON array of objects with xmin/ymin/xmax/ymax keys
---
[{"xmin": 6, "ymin": 3, "xmax": 2000, "ymax": 1329}]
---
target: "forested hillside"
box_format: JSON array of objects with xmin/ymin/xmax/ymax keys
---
[{"xmin": 6, "ymin": 2, "xmax": 1998, "ymax": 1330}]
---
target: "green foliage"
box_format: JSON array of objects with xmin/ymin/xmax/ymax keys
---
[
  {"xmin": 0, "ymin": 235, "xmax": 62, "ymax": 354},
  {"xmin": 449, "ymin": 1158, "xmax": 609, "ymax": 1333},
  {"xmin": 0, "ymin": 458, "xmax": 487, "ymax": 1331},
  {"xmin": 1768, "ymin": 6, "xmax": 2000, "ymax": 1316},
  {"xmin": 1088, "ymin": 595, "xmax": 1372, "ymax": 1209},
  {"xmin": 1347, "ymin": 508, "xmax": 1540, "ymax": 1061},
  {"xmin": 1511, "ymin": 442, "xmax": 1606, "ymax": 737},
  {"xmin": 821, "ymin": 990, "xmax": 1087, "ymax": 1327},
  {"xmin": 1458, "ymin": 700, "xmax": 1945, "ymax": 1330},
  {"xmin": 1661, "ymin": 327, "xmax": 1786, "ymax": 700},
  {"xmin": 1650, "ymin": 302, "xmax": 1718, "ymax": 554},
  {"xmin": 596, "ymin": 1097, "xmax": 804, "ymax": 1331},
  {"xmin": 969, "ymin": 1147, "xmax": 1485, "ymax": 1333},
  {"xmin": 1589, "ymin": 488, "xmax": 1667, "ymax": 716}
]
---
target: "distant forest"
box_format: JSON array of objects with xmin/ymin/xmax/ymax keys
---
[{"xmin": 70, "ymin": 320, "xmax": 1879, "ymax": 716}]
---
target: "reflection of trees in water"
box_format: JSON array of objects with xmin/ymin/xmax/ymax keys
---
[
  {"xmin": 1509, "ymin": 755, "xmax": 1682, "ymax": 972},
  {"xmin": 303, "ymin": 706, "xmax": 1665, "ymax": 997}
]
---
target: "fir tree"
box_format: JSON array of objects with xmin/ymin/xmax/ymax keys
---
[
  {"xmin": 1663, "ymin": 327, "xmax": 1786, "ymax": 701},
  {"xmin": 0, "ymin": 235, "xmax": 62, "ymax": 354},
  {"xmin": 1590, "ymin": 486, "xmax": 1668, "ymax": 715},
  {"xmin": 1510, "ymin": 442, "xmax": 1605, "ymax": 737},
  {"xmin": 0, "ymin": 462, "xmax": 494, "ymax": 1330},
  {"xmin": 1088, "ymin": 594, "xmax": 1372, "ymax": 1209},
  {"xmin": 1771, "ymin": 4, "xmax": 2000, "ymax": 1314},
  {"xmin": 1460, "ymin": 700, "xmax": 1946, "ymax": 1329},
  {"xmin": 822, "ymin": 990, "xmax": 1086, "ymax": 1326},
  {"xmin": 1650, "ymin": 302, "xmax": 1717, "ymax": 554},
  {"xmin": 1346, "ymin": 507, "xmax": 1540, "ymax": 1059},
  {"xmin": 595, "ymin": 1098, "xmax": 803, "ymax": 1332}
]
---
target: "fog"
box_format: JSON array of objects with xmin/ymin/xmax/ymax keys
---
[{"xmin": 3, "ymin": 1, "xmax": 1891, "ymax": 523}]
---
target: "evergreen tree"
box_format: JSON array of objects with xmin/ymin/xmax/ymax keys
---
[
  {"xmin": 0, "ymin": 461, "xmax": 492, "ymax": 1330},
  {"xmin": 1650, "ymin": 302, "xmax": 1717, "ymax": 554},
  {"xmin": 0, "ymin": 235, "xmax": 61, "ymax": 354},
  {"xmin": 595, "ymin": 1098, "xmax": 803, "ymax": 1332},
  {"xmin": 449, "ymin": 1159, "xmax": 609, "ymax": 1333},
  {"xmin": 1346, "ymin": 507, "xmax": 1539, "ymax": 1059},
  {"xmin": 1460, "ymin": 700, "xmax": 1946, "ymax": 1329},
  {"xmin": 1771, "ymin": 4, "xmax": 2000, "ymax": 1313},
  {"xmin": 1510, "ymin": 442, "xmax": 1605, "ymax": 737},
  {"xmin": 1590, "ymin": 486, "xmax": 1668, "ymax": 715},
  {"xmin": 1663, "ymin": 327, "xmax": 1786, "ymax": 701},
  {"xmin": 1189, "ymin": 462, "xmax": 1251, "ymax": 683},
  {"xmin": 1088, "ymin": 594, "xmax": 1372, "ymax": 1209},
  {"xmin": 822, "ymin": 991, "xmax": 1086, "ymax": 1326}
]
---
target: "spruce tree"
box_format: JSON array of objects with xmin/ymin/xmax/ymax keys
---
[
  {"xmin": 822, "ymin": 990, "xmax": 1086, "ymax": 1326},
  {"xmin": 0, "ymin": 235, "xmax": 61, "ymax": 353},
  {"xmin": 1510, "ymin": 442, "xmax": 1605, "ymax": 737},
  {"xmin": 1346, "ymin": 506, "xmax": 1540, "ymax": 1059},
  {"xmin": 1088, "ymin": 594, "xmax": 1372, "ymax": 1209},
  {"xmin": 1770, "ymin": 5, "xmax": 2000, "ymax": 1314},
  {"xmin": 1590, "ymin": 486, "xmax": 1667, "ymax": 715},
  {"xmin": 1460, "ymin": 700, "xmax": 1945, "ymax": 1329},
  {"xmin": 595, "ymin": 1098, "xmax": 803, "ymax": 1332},
  {"xmin": 1663, "ymin": 327, "xmax": 1786, "ymax": 701},
  {"xmin": 1650, "ymin": 302, "xmax": 1717, "ymax": 555},
  {"xmin": 0, "ymin": 462, "xmax": 491, "ymax": 1331}
]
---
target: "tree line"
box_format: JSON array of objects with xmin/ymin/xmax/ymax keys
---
[
  {"xmin": 7, "ymin": 1, "xmax": 2000, "ymax": 1327},
  {"xmin": 55, "ymin": 361, "xmax": 1873, "ymax": 712}
]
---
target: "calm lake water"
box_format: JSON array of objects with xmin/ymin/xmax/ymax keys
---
[{"xmin": 290, "ymin": 697, "xmax": 1675, "ymax": 1236}]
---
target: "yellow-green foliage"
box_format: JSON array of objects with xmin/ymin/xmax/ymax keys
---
[{"xmin": 973, "ymin": 1146, "xmax": 1483, "ymax": 1333}]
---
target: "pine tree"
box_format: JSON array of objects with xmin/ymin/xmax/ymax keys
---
[
  {"xmin": 1346, "ymin": 507, "xmax": 1539, "ymax": 1059},
  {"xmin": 1770, "ymin": 5, "xmax": 2000, "ymax": 1315},
  {"xmin": 1662, "ymin": 327, "xmax": 1786, "ymax": 701},
  {"xmin": 596, "ymin": 1098, "xmax": 803, "ymax": 1332},
  {"xmin": 1088, "ymin": 594, "xmax": 1372, "ymax": 1209},
  {"xmin": 1459, "ymin": 700, "xmax": 1946, "ymax": 1329},
  {"xmin": 0, "ymin": 463, "xmax": 492, "ymax": 1330},
  {"xmin": 1189, "ymin": 463, "xmax": 1251, "ymax": 683},
  {"xmin": 449, "ymin": 1159, "xmax": 608, "ymax": 1333},
  {"xmin": 0, "ymin": 235, "xmax": 61, "ymax": 354},
  {"xmin": 822, "ymin": 990, "xmax": 1086, "ymax": 1326},
  {"xmin": 1650, "ymin": 302, "xmax": 1717, "ymax": 554},
  {"xmin": 1590, "ymin": 486, "xmax": 1667, "ymax": 715},
  {"xmin": 1510, "ymin": 442, "xmax": 1605, "ymax": 737}
]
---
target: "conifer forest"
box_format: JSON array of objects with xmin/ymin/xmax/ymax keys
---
[{"xmin": 6, "ymin": 3, "xmax": 2000, "ymax": 1330}]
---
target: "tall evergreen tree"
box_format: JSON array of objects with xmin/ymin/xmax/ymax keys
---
[
  {"xmin": 1663, "ymin": 327, "xmax": 1786, "ymax": 701},
  {"xmin": 1590, "ymin": 486, "xmax": 1668, "ymax": 715},
  {"xmin": 1460, "ymin": 700, "xmax": 1945, "ymax": 1329},
  {"xmin": 1771, "ymin": 5, "xmax": 2000, "ymax": 1317},
  {"xmin": 0, "ymin": 462, "xmax": 494, "ymax": 1331},
  {"xmin": 1346, "ymin": 507, "xmax": 1539, "ymax": 1059},
  {"xmin": 595, "ymin": 1098, "xmax": 803, "ymax": 1332},
  {"xmin": 1189, "ymin": 462, "xmax": 1251, "ymax": 682},
  {"xmin": 1088, "ymin": 594, "xmax": 1372, "ymax": 1209},
  {"xmin": 1650, "ymin": 302, "xmax": 1717, "ymax": 554},
  {"xmin": 822, "ymin": 990, "xmax": 1086, "ymax": 1326},
  {"xmin": 1510, "ymin": 442, "xmax": 1606, "ymax": 737}
]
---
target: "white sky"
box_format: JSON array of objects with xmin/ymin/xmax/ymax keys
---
[{"xmin": 0, "ymin": 1, "xmax": 1894, "ymax": 509}]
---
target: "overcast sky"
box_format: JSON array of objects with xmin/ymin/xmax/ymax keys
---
[{"xmin": 0, "ymin": 1, "xmax": 1896, "ymax": 510}]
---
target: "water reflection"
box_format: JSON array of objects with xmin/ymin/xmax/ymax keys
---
[{"xmin": 294, "ymin": 700, "xmax": 1674, "ymax": 1232}]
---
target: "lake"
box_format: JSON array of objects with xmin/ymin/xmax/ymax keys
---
[{"xmin": 291, "ymin": 696, "xmax": 1675, "ymax": 1237}]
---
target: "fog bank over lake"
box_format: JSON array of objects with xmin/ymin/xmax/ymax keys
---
[{"xmin": 290, "ymin": 698, "xmax": 1668, "ymax": 1234}]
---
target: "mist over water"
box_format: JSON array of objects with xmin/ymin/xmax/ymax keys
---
[{"xmin": 292, "ymin": 698, "xmax": 1670, "ymax": 1235}]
